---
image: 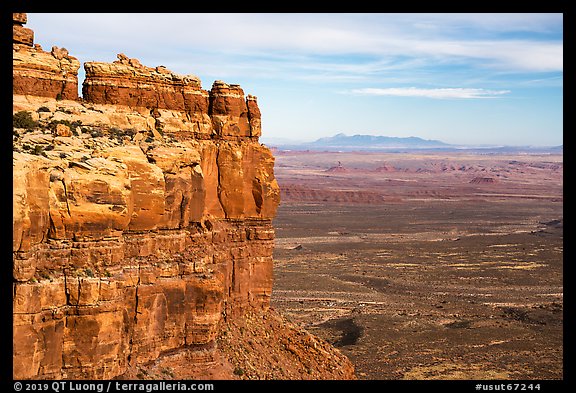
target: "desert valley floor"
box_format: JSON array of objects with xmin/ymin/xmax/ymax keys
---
[{"xmin": 269, "ymin": 150, "xmax": 563, "ymax": 380}]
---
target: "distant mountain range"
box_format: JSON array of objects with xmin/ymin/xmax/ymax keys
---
[
  {"xmin": 261, "ymin": 133, "xmax": 562, "ymax": 153},
  {"xmin": 310, "ymin": 133, "xmax": 450, "ymax": 149}
]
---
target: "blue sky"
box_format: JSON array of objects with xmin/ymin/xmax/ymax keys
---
[{"xmin": 26, "ymin": 13, "xmax": 563, "ymax": 146}]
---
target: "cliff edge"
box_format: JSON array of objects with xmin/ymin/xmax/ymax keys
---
[{"xmin": 12, "ymin": 13, "xmax": 355, "ymax": 380}]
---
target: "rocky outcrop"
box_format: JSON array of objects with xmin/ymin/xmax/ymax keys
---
[
  {"xmin": 325, "ymin": 163, "xmax": 348, "ymax": 173},
  {"xmin": 12, "ymin": 13, "xmax": 80, "ymax": 100},
  {"xmin": 209, "ymin": 81, "xmax": 261, "ymax": 138},
  {"xmin": 82, "ymin": 54, "xmax": 212, "ymax": 136},
  {"xmin": 13, "ymin": 13, "xmax": 353, "ymax": 380},
  {"xmin": 82, "ymin": 55, "xmax": 262, "ymax": 140},
  {"xmin": 13, "ymin": 13, "xmax": 34, "ymax": 47}
]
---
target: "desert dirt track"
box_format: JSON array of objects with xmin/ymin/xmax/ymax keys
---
[{"xmin": 270, "ymin": 150, "xmax": 563, "ymax": 380}]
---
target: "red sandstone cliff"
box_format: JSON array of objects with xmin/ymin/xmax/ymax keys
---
[
  {"xmin": 13, "ymin": 12, "xmax": 79, "ymax": 102},
  {"xmin": 12, "ymin": 13, "xmax": 354, "ymax": 380}
]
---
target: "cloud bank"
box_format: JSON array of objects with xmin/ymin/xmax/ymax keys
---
[{"xmin": 350, "ymin": 87, "xmax": 512, "ymax": 99}]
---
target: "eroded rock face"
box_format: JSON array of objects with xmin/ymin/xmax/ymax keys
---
[
  {"xmin": 81, "ymin": 55, "xmax": 264, "ymax": 141},
  {"xmin": 13, "ymin": 13, "xmax": 34, "ymax": 47},
  {"xmin": 13, "ymin": 44, "xmax": 80, "ymax": 101},
  {"xmin": 210, "ymin": 81, "xmax": 252, "ymax": 138},
  {"xmin": 83, "ymin": 54, "xmax": 212, "ymax": 137},
  {"xmin": 13, "ymin": 13, "xmax": 351, "ymax": 381},
  {"xmin": 13, "ymin": 135, "xmax": 280, "ymax": 379},
  {"xmin": 13, "ymin": 14, "xmax": 80, "ymax": 100}
]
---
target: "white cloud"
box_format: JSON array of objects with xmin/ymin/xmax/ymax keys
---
[
  {"xmin": 351, "ymin": 87, "xmax": 511, "ymax": 99},
  {"xmin": 28, "ymin": 13, "xmax": 563, "ymax": 74},
  {"xmin": 394, "ymin": 13, "xmax": 563, "ymax": 34}
]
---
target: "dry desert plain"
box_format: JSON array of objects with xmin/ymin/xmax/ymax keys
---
[{"xmin": 269, "ymin": 149, "xmax": 563, "ymax": 380}]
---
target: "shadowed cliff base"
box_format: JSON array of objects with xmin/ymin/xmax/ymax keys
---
[{"xmin": 118, "ymin": 309, "xmax": 355, "ymax": 380}]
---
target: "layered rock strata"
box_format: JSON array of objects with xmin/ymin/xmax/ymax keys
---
[
  {"xmin": 82, "ymin": 55, "xmax": 262, "ymax": 140},
  {"xmin": 13, "ymin": 13, "xmax": 353, "ymax": 380},
  {"xmin": 13, "ymin": 82, "xmax": 279, "ymax": 381},
  {"xmin": 13, "ymin": 14, "xmax": 80, "ymax": 100}
]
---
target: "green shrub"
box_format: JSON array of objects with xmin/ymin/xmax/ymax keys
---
[
  {"xmin": 33, "ymin": 145, "xmax": 42, "ymax": 155},
  {"xmin": 91, "ymin": 129, "xmax": 103, "ymax": 138},
  {"xmin": 37, "ymin": 106, "xmax": 50, "ymax": 112},
  {"xmin": 13, "ymin": 111, "xmax": 37, "ymax": 129}
]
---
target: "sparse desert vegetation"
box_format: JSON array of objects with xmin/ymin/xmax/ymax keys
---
[{"xmin": 271, "ymin": 150, "xmax": 563, "ymax": 379}]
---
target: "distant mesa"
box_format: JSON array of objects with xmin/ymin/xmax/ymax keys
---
[
  {"xmin": 469, "ymin": 176, "xmax": 497, "ymax": 184},
  {"xmin": 326, "ymin": 161, "xmax": 348, "ymax": 173}
]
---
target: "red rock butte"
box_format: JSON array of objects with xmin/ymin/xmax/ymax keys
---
[{"xmin": 12, "ymin": 14, "xmax": 354, "ymax": 380}]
